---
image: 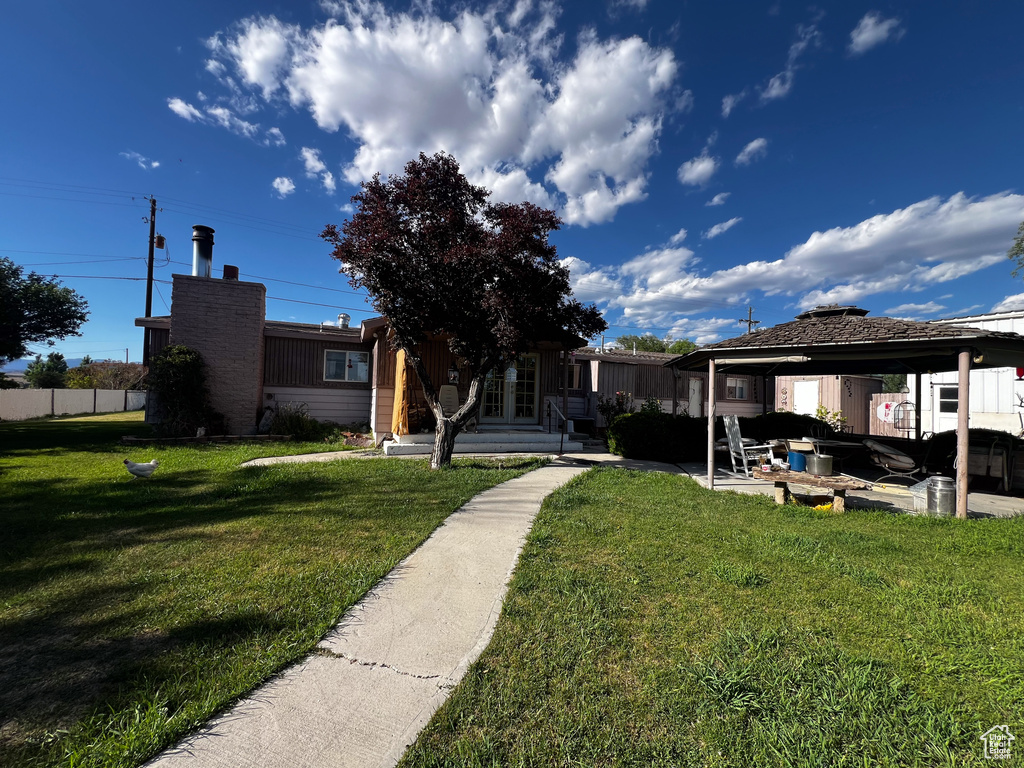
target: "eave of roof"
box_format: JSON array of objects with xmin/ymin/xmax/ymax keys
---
[{"xmin": 664, "ymin": 310, "xmax": 1024, "ymax": 375}]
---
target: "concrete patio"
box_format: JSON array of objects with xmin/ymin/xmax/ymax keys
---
[{"xmin": 677, "ymin": 462, "xmax": 1024, "ymax": 519}]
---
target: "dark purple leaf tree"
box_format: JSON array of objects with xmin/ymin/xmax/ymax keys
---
[{"xmin": 321, "ymin": 152, "xmax": 606, "ymax": 468}]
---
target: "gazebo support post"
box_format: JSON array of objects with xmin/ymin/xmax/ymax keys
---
[
  {"xmin": 707, "ymin": 359, "xmax": 717, "ymax": 489},
  {"xmin": 956, "ymin": 348, "xmax": 971, "ymax": 520}
]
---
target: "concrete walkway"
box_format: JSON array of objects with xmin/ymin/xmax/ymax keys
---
[{"xmin": 147, "ymin": 461, "xmax": 593, "ymax": 768}]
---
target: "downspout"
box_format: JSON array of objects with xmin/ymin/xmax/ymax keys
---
[
  {"xmin": 561, "ymin": 346, "xmax": 569, "ymax": 454},
  {"xmin": 707, "ymin": 358, "xmax": 717, "ymax": 489},
  {"xmin": 955, "ymin": 349, "xmax": 971, "ymax": 519},
  {"xmin": 671, "ymin": 366, "xmax": 679, "ymax": 416},
  {"xmin": 914, "ymin": 372, "xmax": 922, "ymax": 444}
]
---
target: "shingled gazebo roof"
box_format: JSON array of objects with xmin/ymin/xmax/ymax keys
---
[{"xmin": 665, "ymin": 305, "xmax": 1024, "ymax": 375}]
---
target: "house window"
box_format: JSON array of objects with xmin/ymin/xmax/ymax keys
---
[
  {"xmin": 324, "ymin": 350, "xmax": 369, "ymax": 382},
  {"xmin": 726, "ymin": 377, "xmax": 748, "ymax": 400},
  {"xmin": 561, "ymin": 363, "xmax": 581, "ymax": 390}
]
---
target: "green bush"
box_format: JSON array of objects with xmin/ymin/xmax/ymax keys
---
[
  {"xmin": 738, "ymin": 411, "xmax": 835, "ymax": 442},
  {"xmin": 269, "ymin": 402, "xmax": 334, "ymax": 441},
  {"xmin": 147, "ymin": 345, "xmax": 225, "ymax": 437},
  {"xmin": 607, "ymin": 412, "xmax": 707, "ymax": 463}
]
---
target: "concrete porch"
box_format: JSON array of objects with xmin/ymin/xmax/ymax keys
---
[{"xmin": 677, "ymin": 463, "xmax": 1024, "ymax": 519}]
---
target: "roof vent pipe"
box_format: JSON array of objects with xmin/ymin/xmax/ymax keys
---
[
  {"xmin": 223, "ymin": 265, "xmax": 239, "ymax": 280},
  {"xmin": 337, "ymin": 313, "xmax": 351, "ymax": 329},
  {"xmin": 191, "ymin": 225, "xmax": 215, "ymax": 278}
]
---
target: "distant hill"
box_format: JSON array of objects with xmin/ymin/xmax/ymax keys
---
[{"xmin": 2, "ymin": 357, "xmax": 84, "ymax": 372}]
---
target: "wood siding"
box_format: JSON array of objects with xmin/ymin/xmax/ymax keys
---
[
  {"xmin": 869, "ymin": 392, "xmax": 907, "ymax": 438},
  {"xmin": 775, "ymin": 375, "xmax": 882, "ymax": 433},
  {"xmin": 264, "ymin": 385, "xmax": 371, "ymax": 425},
  {"xmin": 263, "ymin": 336, "xmax": 372, "ymax": 390},
  {"xmin": 148, "ymin": 327, "xmax": 169, "ymax": 359}
]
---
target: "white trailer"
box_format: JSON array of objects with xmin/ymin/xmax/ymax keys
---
[{"xmin": 912, "ymin": 310, "xmax": 1024, "ymax": 436}]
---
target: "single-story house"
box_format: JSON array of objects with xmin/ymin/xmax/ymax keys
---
[{"xmin": 135, "ymin": 226, "xmax": 590, "ymax": 451}]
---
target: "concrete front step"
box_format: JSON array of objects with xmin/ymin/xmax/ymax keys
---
[
  {"xmin": 383, "ymin": 430, "xmax": 583, "ymax": 455},
  {"xmin": 384, "ymin": 441, "xmax": 583, "ymax": 455}
]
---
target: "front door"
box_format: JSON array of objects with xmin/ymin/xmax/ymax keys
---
[{"xmin": 481, "ymin": 355, "xmax": 540, "ymax": 424}]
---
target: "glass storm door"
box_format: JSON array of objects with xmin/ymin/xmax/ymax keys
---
[
  {"xmin": 480, "ymin": 354, "xmax": 539, "ymax": 424},
  {"xmin": 512, "ymin": 354, "xmax": 539, "ymax": 423},
  {"xmin": 482, "ymin": 368, "xmax": 506, "ymax": 422}
]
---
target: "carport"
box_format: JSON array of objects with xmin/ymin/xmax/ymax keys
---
[{"xmin": 665, "ymin": 305, "xmax": 1024, "ymax": 519}]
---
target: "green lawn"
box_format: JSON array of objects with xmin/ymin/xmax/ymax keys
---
[
  {"xmin": 402, "ymin": 468, "xmax": 1024, "ymax": 767},
  {"xmin": 0, "ymin": 412, "xmax": 545, "ymax": 767}
]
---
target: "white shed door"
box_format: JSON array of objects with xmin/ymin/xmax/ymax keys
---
[
  {"xmin": 932, "ymin": 384, "xmax": 959, "ymax": 434},
  {"xmin": 688, "ymin": 378, "xmax": 703, "ymax": 417},
  {"xmin": 793, "ymin": 380, "xmax": 819, "ymax": 416}
]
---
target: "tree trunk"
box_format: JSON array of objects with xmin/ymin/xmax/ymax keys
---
[
  {"xmin": 430, "ymin": 417, "xmax": 459, "ymax": 470},
  {"xmin": 405, "ymin": 348, "xmax": 494, "ymax": 469}
]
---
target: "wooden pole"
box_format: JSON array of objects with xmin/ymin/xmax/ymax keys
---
[
  {"xmin": 955, "ymin": 349, "xmax": 971, "ymax": 520},
  {"xmin": 707, "ymin": 359, "xmax": 717, "ymax": 489}
]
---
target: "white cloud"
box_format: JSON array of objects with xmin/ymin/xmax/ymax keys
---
[
  {"xmin": 677, "ymin": 151, "xmax": 718, "ymax": 186},
  {"xmin": 189, "ymin": 5, "xmax": 679, "ymax": 226},
  {"xmin": 706, "ymin": 192, "xmax": 730, "ymax": 207},
  {"xmin": 848, "ymin": 12, "xmax": 904, "ymax": 56},
  {"xmin": 206, "ymin": 105, "xmax": 258, "ymax": 137},
  {"xmin": 735, "ymin": 137, "xmax": 768, "ymax": 166},
  {"xmin": 668, "ymin": 228, "xmax": 687, "ymax": 246},
  {"xmin": 884, "ymin": 301, "xmax": 946, "ymax": 318},
  {"xmin": 272, "ymin": 176, "xmax": 296, "ymax": 197},
  {"xmin": 300, "ymin": 146, "xmax": 327, "ymax": 177},
  {"xmin": 703, "ymin": 217, "xmax": 742, "ymax": 239},
  {"xmin": 759, "ymin": 21, "xmax": 822, "ymax": 104},
  {"xmin": 560, "ymin": 191, "xmax": 1024, "ymax": 343},
  {"xmin": 167, "ymin": 97, "xmax": 203, "ymax": 121},
  {"xmin": 612, "ymin": 0, "xmax": 649, "ymax": 11},
  {"xmin": 169, "ymin": 97, "xmax": 262, "ymax": 140},
  {"xmin": 265, "ymin": 127, "xmax": 286, "ymax": 146},
  {"xmin": 339, "ymin": 202, "xmax": 355, "ymax": 214},
  {"xmin": 721, "ymin": 90, "xmax": 746, "ymax": 118},
  {"xmin": 992, "ymin": 294, "xmax": 1024, "ymax": 313},
  {"xmin": 119, "ymin": 150, "xmax": 160, "ymax": 170},
  {"xmin": 560, "ymin": 255, "xmax": 623, "ymax": 304}
]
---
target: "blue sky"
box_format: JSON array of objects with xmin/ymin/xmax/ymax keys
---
[{"xmin": 3, "ymin": 1, "xmax": 1024, "ymax": 366}]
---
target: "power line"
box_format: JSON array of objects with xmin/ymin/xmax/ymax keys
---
[
  {"xmin": 14, "ymin": 257, "xmax": 141, "ymax": 266},
  {"xmin": 266, "ymin": 295, "xmax": 372, "ymax": 312}
]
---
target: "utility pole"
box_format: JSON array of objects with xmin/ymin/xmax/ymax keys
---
[
  {"xmin": 738, "ymin": 306, "xmax": 760, "ymax": 334},
  {"xmin": 143, "ymin": 197, "xmax": 156, "ymax": 367}
]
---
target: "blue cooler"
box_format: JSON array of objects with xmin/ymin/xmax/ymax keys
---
[{"xmin": 788, "ymin": 451, "xmax": 807, "ymax": 472}]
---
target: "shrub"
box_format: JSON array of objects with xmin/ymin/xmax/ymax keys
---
[
  {"xmin": 607, "ymin": 412, "xmax": 707, "ymax": 463},
  {"xmin": 597, "ymin": 390, "xmax": 634, "ymax": 424},
  {"xmin": 639, "ymin": 394, "xmax": 664, "ymax": 414},
  {"xmin": 269, "ymin": 402, "xmax": 333, "ymax": 442},
  {"xmin": 738, "ymin": 411, "xmax": 835, "ymax": 442},
  {"xmin": 147, "ymin": 345, "xmax": 225, "ymax": 437}
]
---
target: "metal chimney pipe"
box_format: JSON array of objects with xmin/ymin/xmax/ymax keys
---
[
  {"xmin": 337, "ymin": 313, "xmax": 351, "ymax": 329},
  {"xmin": 192, "ymin": 225, "xmax": 215, "ymax": 278}
]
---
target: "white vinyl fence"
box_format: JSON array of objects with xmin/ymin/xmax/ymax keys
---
[{"xmin": 0, "ymin": 389, "xmax": 146, "ymax": 421}]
